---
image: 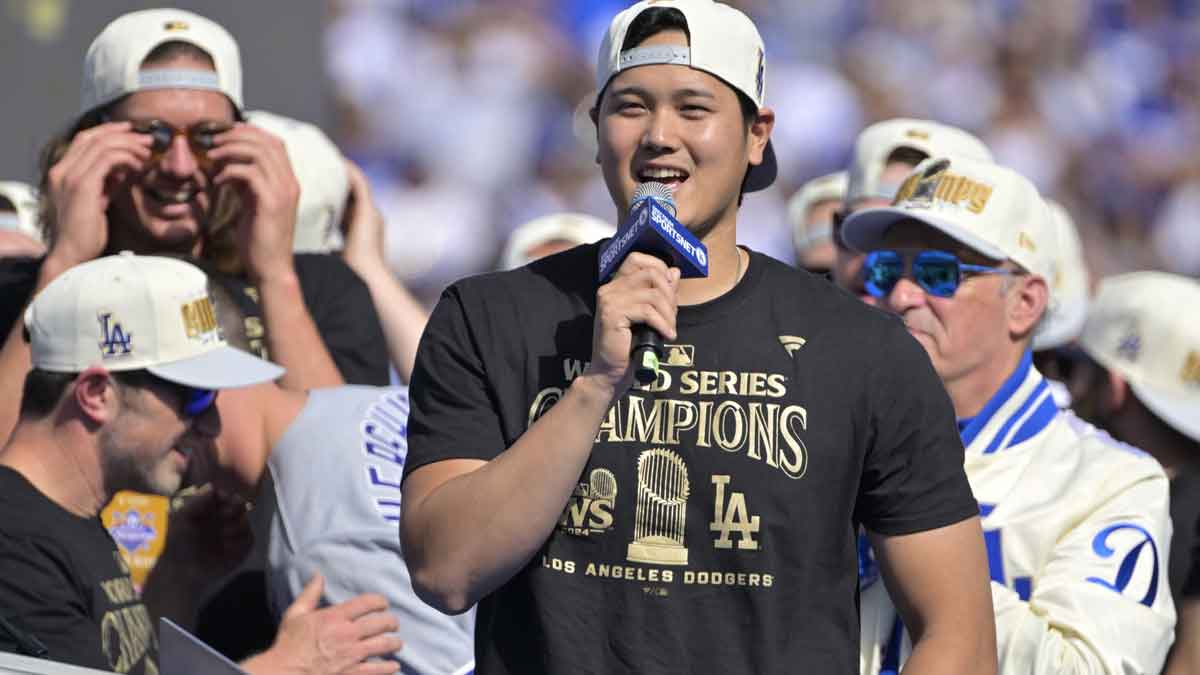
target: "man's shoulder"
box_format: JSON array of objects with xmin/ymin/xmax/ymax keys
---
[
  {"xmin": 749, "ymin": 250, "xmax": 906, "ymax": 338},
  {"xmin": 444, "ymin": 243, "xmax": 597, "ymax": 321},
  {"xmin": 1041, "ymin": 410, "xmax": 1169, "ymax": 489}
]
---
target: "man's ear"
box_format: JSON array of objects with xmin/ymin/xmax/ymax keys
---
[
  {"xmin": 747, "ymin": 107, "xmax": 775, "ymax": 167},
  {"xmin": 1009, "ymin": 274, "xmax": 1049, "ymax": 339},
  {"xmin": 73, "ymin": 367, "xmax": 118, "ymax": 427}
]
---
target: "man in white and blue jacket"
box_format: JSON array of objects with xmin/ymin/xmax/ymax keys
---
[{"xmin": 843, "ymin": 155, "xmax": 1175, "ymax": 674}]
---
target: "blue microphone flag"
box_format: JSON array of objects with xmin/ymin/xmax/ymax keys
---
[{"xmin": 598, "ymin": 182, "xmax": 709, "ymax": 281}]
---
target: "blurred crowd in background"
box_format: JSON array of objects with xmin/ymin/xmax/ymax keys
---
[{"xmin": 324, "ymin": 0, "xmax": 1200, "ymax": 305}]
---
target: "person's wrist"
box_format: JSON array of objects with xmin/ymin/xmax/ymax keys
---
[{"xmin": 570, "ymin": 370, "xmax": 620, "ymax": 410}]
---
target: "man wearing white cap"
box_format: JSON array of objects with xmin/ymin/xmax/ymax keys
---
[
  {"xmin": 843, "ymin": 157, "xmax": 1175, "ymax": 673},
  {"xmin": 0, "ymin": 253, "xmax": 402, "ymax": 674},
  {"xmin": 833, "ymin": 119, "xmax": 993, "ymax": 301},
  {"xmin": 0, "ymin": 8, "xmax": 390, "ymax": 441},
  {"xmin": 1064, "ymin": 273, "xmax": 1200, "ymax": 675},
  {"xmin": 401, "ymin": 2, "xmax": 995, "ymax": 673},
  {"xmin": 787, "ymin": 170, "xmax": 846, "ymax": 276}
]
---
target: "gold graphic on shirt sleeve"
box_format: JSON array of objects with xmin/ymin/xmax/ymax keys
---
[
  {"xmin": 710, "ymin": 475, "xmax": 760, "ymax": 551},
  {"xmin": 778, "ymin": 335, "xmax": 806, "ymax": 358},
  {"xmin": 627, "ymin": 448, "xmax": 690, "ymax": 565}
]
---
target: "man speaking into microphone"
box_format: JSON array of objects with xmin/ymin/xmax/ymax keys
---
[{"xmin": 400, "ymin": 2, "xmax": 996, "ymax": 673}]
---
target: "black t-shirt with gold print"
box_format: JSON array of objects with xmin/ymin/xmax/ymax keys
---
[
  {"xmin": 405, "ymin": 243, "xmax": 976, "ymax": 675},
  {"xmin": 0, "ymin": 466, "xmax": 158, "ymax": 674}
]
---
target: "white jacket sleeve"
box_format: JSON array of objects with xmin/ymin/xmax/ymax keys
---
[{"xmin": 990, "ymin": 472, "xmax": 1175, "ymax": 674}]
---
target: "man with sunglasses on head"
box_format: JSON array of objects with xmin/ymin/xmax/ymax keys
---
[
  {"xmin": 0, "ymin": 253, "xmax": 403, "ymax": 674},
  {"xmin": 833, "ymin": 119, "xmax": 993, "ymax": 303},
  {"xmin": 0, "ymin": 7, "xmax": 389, "ymax": 442},
  {"xmin": 843, "ymin": 156, "xmax": 1175, "ymax": 674}
]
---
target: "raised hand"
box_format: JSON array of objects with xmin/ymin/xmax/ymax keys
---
[
  {"xmin": 588, "ymin": 252, "xmax": 680, "ymax": 393},
  {"xmin": 44, "ymin": 121, "xmax": 152, "ymax": 266},
  {"xmin": 207, "ymin": 123, "xmax": 301, "ymax": 283}
]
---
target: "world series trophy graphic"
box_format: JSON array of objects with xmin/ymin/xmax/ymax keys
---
[
  {"xmin": 627, "ymin": 448, "xmax": 690, "ymax": 565},
  {"xmin": 591, "ymin": 468, "xmax": 618, "ymax": 502}
]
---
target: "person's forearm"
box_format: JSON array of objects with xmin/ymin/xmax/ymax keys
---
[
  {"xmin": 140, "ymin": 558, "xmax": 203, "ymax": 630},
  {"xmin": 255, "ymin": 270, "xmax": 344, "ymax": 389},
  {"xmin": 352, "ymin": 262, "xmax": 428, "ymax": 384},
  {"xmin": 1165, "ymin": 599, "xmax": 1200, "ymax": 675},
  {"xmin": 404, "ymin": 373, "xmax": 616, "ymax": 613},
  {"xmin": 903, "ymin": 625, "xmax": 995, "ymax": 675}
]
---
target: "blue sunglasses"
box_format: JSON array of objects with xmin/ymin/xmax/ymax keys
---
[
  {"xmin": 114, "ymin": 370, "xmax": 216, "ymax": 418},
  {"xmin": 181, "ymin": 387, "xmax": 217, "ymax": 417},
  {"xmin": 864, "ymin": 250, "xmax": 1013, "ymax": 298}
]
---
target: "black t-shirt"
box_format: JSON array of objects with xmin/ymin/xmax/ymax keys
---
[
  {"xmin": 1175, "ymin": 472, "xmax": 1200, "ymax": 601},
  {"xmin": 0, "ymin": 466, "xmax": 158, "ymax": 673},
  {"xmin": 404, "ymin": 243, "xmax": 977, "ymax": 675},
  {"xmin": 0, "ymin": 253, "xmax": 390, "ymax": 386}
]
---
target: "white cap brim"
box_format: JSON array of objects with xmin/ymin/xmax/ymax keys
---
[
  {"xmin": 841, "ymin": 206, "xmax": 1008, "ymax": 260},
  {"xmin": 1130, "ymin": 380, "xmax": 1200, "ymax": 444},
  {"xmin": 147, "ymin": 344, "xmax": 284, "ymax": 390}
]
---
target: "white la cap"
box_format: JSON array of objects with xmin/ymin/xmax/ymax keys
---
[
  {"xmin": 596, "ymin": 0, "xmax": 775, "ymax": 192},
  {"xmin": 0, "ymin": 181, "xmax": 43, "ymax": 243},
  {"xmin": 25, "ymin": 252, "xmax": 283, "ymax": 389},
  {"xmin": 81, "ymin": 8, "xmax": 243, "ymax": 115},
  {"xmin": 501, "ymin": 212, "xmax": 616, "ymax": 270},
  {"xmin": 846, "ymin": 118, "xmax": 992, "ymax": 206},
  {"xmin": 788, "ymin": 170, "xmax": 847, "ymax": 254},
  {"xmin": 841, "ymin": 155, "xmax": 1057, "ymax": 284},
  {"xmin": 1079, "ymin": 272, "xmax": 1200, "ymax": 443},
  {"xmin": 246, "ymin": 110, "xmax": 349, "ymax": 254},
  {"xmin": 1032, "ymin": 200, "xmax": 1090, "ymax": 351}
]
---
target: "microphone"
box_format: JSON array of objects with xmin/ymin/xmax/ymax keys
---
[{"xmin": 597, "ymin": 182, "xmax": 709, "ymax": 385}]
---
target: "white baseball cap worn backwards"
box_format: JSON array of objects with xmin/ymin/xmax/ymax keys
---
[
  {"xmin": 788, "ymin": 170, "xmax": 848, "ymax": 253},
  {"xmin": 25, "ymin": 252, "xmax": 283, "ymax": 389},
  {"xmin": 596, "ymin": 0, "xmax": 776, "ymax": 192},
  {"xmin": 81, "ymin": 8, "xmax": 243, "ymax": 115},
  {"xmin": 1079, "ymin": 272, "xmax": 1200, "ymax": 443}
]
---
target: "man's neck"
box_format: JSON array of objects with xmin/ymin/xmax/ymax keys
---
[
  {"xmin": 0, "ymin": 419, "xmax": 109, "ymax": 518},
  {"xmin": 946, "ymin": 347, "xmax": 1028, "ymax": 420},
  {"xmin": 676, "ymin": 217, "xmax": 742, "ymax": 306}
]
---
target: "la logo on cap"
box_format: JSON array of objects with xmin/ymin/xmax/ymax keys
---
[{"xmin": 98, "ymin": 312, "xmax": 134, "ymax": 358}]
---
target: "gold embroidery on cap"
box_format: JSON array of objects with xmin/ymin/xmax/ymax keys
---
[
  {"xmin": 905, "ymin": 129, "xmax": 930, "ymax": 140},
  {"xmin": 180, "ymin": 297, "xmax": 218, "ymax": 338},
  {"xmin": 163, "ymin": 20, "xmax": 189, "ymax": 31},
  {"xmin": 897, "ymin": 160, "xmax": 993, "ymax": 214},
  {"xmin": 1181, "ymin": 351, "xmax": 1200, "ymax": 386}
]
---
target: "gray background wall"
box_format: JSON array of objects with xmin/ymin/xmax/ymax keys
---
[{"xmin": 0, "ymin": 1, "xmax": 330, "ymax": 182}]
